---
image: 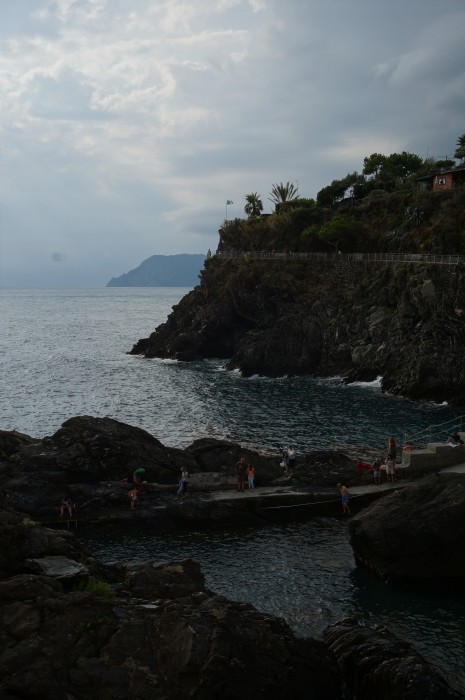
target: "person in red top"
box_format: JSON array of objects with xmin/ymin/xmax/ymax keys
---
[{"xmin": 247, "ymin": 464, "xmax": 255, "ymax": 490}]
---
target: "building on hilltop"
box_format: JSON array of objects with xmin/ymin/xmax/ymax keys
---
[{"xmin": 416, "ymin": 164, "xmax": 465, "ymax": 192}]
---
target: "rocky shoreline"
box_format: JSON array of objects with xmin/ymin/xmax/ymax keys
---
[
  {"xmin": 1, "ymin": 414, "xmax": 465, "ymax": 697},
  {"xmin": 130, "ymin": 256, "xmax": 465, "ymax": 406}
]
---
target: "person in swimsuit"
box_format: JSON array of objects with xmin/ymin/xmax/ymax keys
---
[{"xmin": 337, "ymin": 483, "xmax": 351, "ymax": 515}]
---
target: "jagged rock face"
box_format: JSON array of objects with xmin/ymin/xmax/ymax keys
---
[
  {"xmin": 130, "ymin": 258, "xmax": 465, "ymax": 404},
  {"xmin": 348, "ymin": 474, "xmax": 465, "ymax": 582},
  {"xmin": 325, "ymin": 617, "xmax": 463, "ymax": 700}
]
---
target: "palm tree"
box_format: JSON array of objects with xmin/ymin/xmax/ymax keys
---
[
  {"xmin": 244, "ymin": 192, "xmax": 263, "ymax": 218},
  {"xmin": 269, "ymin": 181, "xmax": 299, "ymax": 206},
  {"xmin": 454, "ymin": 133, "xmax": 465, "ymax": 163}
]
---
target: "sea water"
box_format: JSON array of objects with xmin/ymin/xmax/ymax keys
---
[
  {"xmin": 1, "ymin": 288, "xmax": 461, "ymax": 449},
  {"xmin": 2, "ymin": 287, "xmax": 464, "ymax": 692}
]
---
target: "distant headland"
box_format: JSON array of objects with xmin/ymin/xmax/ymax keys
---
[{"xmin": 106, "ymin": 253, "xmax": 206, "ymax": 287}]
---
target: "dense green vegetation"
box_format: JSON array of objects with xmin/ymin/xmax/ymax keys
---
[{"xmin": 227, "ymin": 135, "xmax": 465, "ymax": 255}]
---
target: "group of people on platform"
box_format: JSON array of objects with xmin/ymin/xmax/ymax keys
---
[{"xmin": 356, "ymin": 436, "xmax": 400, "ymax": 485}]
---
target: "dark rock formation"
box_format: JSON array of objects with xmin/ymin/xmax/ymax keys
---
[
  {"xmin": 2, "ymin": 417, "xmax": 360, "ymax": 525},
  {"xmin": 0, "ymin": 509, "xmax": 342, "ymax": 700},
  {"xmin": 293, "ymin": 451, "xmax": 357, "ymax": 487},
  {"xmin": 1, "ymin": 505, "xmax": 462, "ymax": 698},
  {"xmin": 130, "ymin": 257, "xmax": 465, "ymax": 405},
  {"xmin": 0, "ymin": 510, "xmax": 87, "ymax": 578},
  {"xmin": 325, "ymin": 617, "xmax": 463, "ymax": 700},
  {"xmin": 106, "ymin": 253, "xmax": 206, "ymax": 287},
  {"xmin": 0, "ymin": 429, "xmax": 38, "ymax": 461},
  {"xmin": 348, "ymin": 474, "xmax": 465, "ymax": 582}
]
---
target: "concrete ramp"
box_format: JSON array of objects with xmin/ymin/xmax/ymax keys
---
[{"xmin": 402, "ymin": 431, "xmax": 465, "ymax": 475}]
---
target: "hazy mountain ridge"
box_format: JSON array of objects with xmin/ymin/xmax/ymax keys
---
[{"xmin": 106, "ymin": 253, "xmax": 206, "ymax": 287}]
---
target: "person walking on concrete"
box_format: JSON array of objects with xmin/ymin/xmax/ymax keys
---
[{"xmin": 337, "ymin": 483, "xmax": 351, "ymax": 515}]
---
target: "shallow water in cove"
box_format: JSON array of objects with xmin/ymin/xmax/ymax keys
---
[{"xmin": 2, "ymin": 287, "xmax": 465, "ymax": 693}]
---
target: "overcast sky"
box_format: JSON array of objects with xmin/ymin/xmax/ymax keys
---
[{"xmin": 1, "ymin": 0, "xmax": 464, "ymax": 287}]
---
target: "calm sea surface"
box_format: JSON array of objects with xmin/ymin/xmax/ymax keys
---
[{"xmin": 1, "ymin": 288, "xmax": 464, "ymax": 692}]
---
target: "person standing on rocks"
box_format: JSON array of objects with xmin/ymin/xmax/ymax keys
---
[
  {"xmin": 387, "ymin": 437, "xmax": 397, "ymax": 463},
  {"xmin": 337, "ymin": 483, "xmax": 351, "ymax": 515},
  {"xmin": 235, "ymin": 457, "xmax": 247, "ymax": 492},
  {"xmin": 247, "ymin": 464, "xmax": 255, "ymax": 490},
  {"xmin": 279, "ymin": 447, "xmax": 289, "ymax": 475},
  {"xmin": 287, "ymin": 445, "xmax": 296, "ymax": 473},
  {"xmin": 372, "ymin": 457, "xmax": 382, "ymax": 485},
  {"xmin": 177, "ymin": 468, "xmax": 190, "ymax": 498},
  {"xmin": 385, "ymin": 454, "xmax": 395, "ymax": 483}
]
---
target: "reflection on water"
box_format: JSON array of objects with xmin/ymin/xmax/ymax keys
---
[{"xmin": 78, "ymin": 519, "xmax": 465, "ymax": 694}]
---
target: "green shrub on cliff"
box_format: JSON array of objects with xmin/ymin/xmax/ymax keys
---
[{"xmin": 75, "ymin": 577, "xmax": 115, "ymax": 600}]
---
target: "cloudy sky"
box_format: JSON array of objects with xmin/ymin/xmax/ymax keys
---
[{"xmin": 1, "ymin": 0, "xmax": 464, "ymax": 287}]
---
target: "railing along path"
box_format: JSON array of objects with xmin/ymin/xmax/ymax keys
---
[{"xmin": 217, "ymin": 251, "xmax": 465, "ymax": 265}]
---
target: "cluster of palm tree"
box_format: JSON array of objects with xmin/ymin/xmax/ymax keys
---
[{"xmin": 244, "ymin": 182, "xmax": 299, "ymax": 218}]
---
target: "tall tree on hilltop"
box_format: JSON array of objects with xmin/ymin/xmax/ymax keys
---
[
  {"xmin": 363, "ymin": 153, "xmax": 386, "ymax": 178},
  {"xmin": 244, "ymin": 192, "xmax": 263, "ymax": 218},
  {"xmin": 454, "ymin": 133, "xmax": 465, "ymax": 163},
  {"xmin": 269, "ymin": 181, "xmax": 299, "ymax": 206}
]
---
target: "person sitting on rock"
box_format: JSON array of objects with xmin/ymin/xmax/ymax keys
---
[
  {"xmin": 446, "ymin": 433, "xmax": 464, "ymax": 447},
  {"xmin": 59, "ymin": 497, "xmax": 73, "ymax": 518}
]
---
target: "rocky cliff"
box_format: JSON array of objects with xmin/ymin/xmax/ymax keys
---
[{"xmin": 130, "ymin": 256, "xmax": 465, "ymax": 405}]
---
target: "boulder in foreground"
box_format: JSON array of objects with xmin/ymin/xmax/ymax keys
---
[
  {"xmin": 349, "ymin": 474, "xmax": 465, "ymax": 582},
  {"xmin": 325, "ymin": 616, "xmax": 463, "ymax": 700}
]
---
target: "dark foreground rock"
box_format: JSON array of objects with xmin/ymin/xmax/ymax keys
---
[
  {"xmin": 325, "ymin": 617, "xmax": 463, "ymax": 700},
  {"xmin": 0, "ymin": 508, "xmax": 342, "ymax": 700},
  {"xmin": 2, "ymin": 507, "xmax": 462, "ymax": 699},
  {"xmin": 349, "ymin": 474, "xmax": 465, "ymax": 582}
]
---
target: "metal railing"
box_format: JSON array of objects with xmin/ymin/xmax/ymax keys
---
[
  {"xmin": 404, "ymin": 415, "xmax": 465, "ymax": 448},
  {"xmin": 216, "ymin": 251, "xmax": 465, "ymax": 265}
]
